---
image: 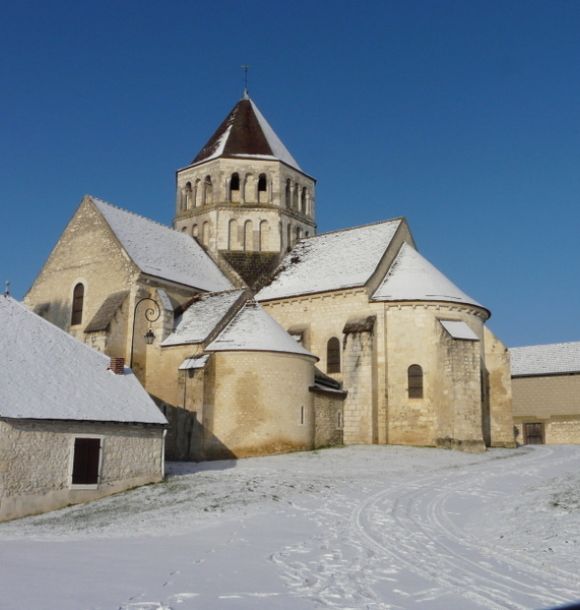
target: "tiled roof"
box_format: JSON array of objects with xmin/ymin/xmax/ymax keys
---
[
  {"xmin": 510, "ymin": 342, "xmax": 580, "ymax": 376},
  {"xmin": 0, "ymin": 296, "xmax": 166, "ymax": 424},
  {"xmin": 192, "ymin": 97, "xmax": 301, "ymax": 171},
  {"xmin": 256, "ymin": 220, "xmax": 402, "ymax": 301},
  {"xmin": 372, "ymin": 242, "xmax": 485, "ymax": 310},
  {"xmin": 91, "ymin": 196, "xmax": 232, "ymax": 292}
]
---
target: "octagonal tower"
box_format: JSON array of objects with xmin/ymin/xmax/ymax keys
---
[{"xmin": 174, "ymin": 93, "xmax": 316, "ymax": 288}]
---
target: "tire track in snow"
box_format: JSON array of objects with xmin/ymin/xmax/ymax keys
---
[
  {"xmin": 273, "ymin": 447, "xmax": 580, "ymax": 609},
  {"xmin": 355, "ymin": 446, "xmax": 580, "ymax": 609}
]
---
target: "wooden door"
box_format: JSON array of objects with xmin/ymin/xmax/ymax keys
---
[{"xmin": 524, "ymin": 422, "xmax": 544, "ymax": 445}]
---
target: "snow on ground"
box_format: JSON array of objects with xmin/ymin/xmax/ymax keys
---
[{"xmin": 1, "ymin": 445, "xmax": 579, "ymax": 610}]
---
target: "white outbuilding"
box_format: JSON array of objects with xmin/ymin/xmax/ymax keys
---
[{"xmin": 0, "ymin": 296, "xmax": 167, "ymax": 522}]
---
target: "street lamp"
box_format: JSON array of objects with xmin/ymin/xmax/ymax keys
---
[{"xmin": 129, "ymin": 297, "xmax": 161, "ymax": 369}]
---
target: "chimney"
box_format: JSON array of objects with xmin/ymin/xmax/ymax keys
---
[{"xmin": 108, "ymin": 357, "xmax": 125, "ymax": 375}]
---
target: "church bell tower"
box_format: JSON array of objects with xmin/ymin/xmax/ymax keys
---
[{"xmin": 174, "ymin": 92, "xmax": 316, "ymax": 287}]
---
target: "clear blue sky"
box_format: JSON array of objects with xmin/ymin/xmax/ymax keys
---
[{"xmin": 1, "ymin": 0, "xmax": 579, "ymax": 347}]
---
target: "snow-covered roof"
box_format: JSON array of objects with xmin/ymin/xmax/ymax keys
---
[
  {"xmin": 178, "ymin": 355, "xmax": 209, "ymax": 370},
  {"xmin": 256, "ymin": 220, "xmax": 402, "ymax": 301},
  {"xmin": 161, "ymin": 290, "xmax": 244, "ymax": 347},
  {"xmin": 91, "ymin": 196, "xmax": 232, "ymax": 292},
  {"xmin": 440, "ymin": 320, "xmax": 479, "ymax": 341},
  {"xmin": 191, "ymin": 97, "xmax": 302, "ymax": 171},
  {"xmin": 372, "ymin": 243, "xmax": 485, "ymax": 310},
  {"xmin": 510, "ymin": 342, "xmax": 580, "ymax": 377},
  {"xmin": 0, "ymin": 297, "xmax": 167, "ymax": 424},
  {"xmin": 206, "ymin": 301, "xmax": 316, "ymax": 358}
]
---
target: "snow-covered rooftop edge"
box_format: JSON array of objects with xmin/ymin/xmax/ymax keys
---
[
  {"xmin": 510, "ymin": 341, "xmax": 580, "ymax": 377},
  {"xmin": 0, "ymin": 296, "xmax": 167, "ymax": 425},
  {"xmin": 206, "ymin": 301, "xmax": 317, "ymax": 359},
  {"xmin": 90, "ymin": 196, "xmax": 232, "ymax": 292}
]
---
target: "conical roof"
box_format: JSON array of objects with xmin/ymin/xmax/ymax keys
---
[
  {"xmin": 372, "ymin": 242, "xmax": 487, "ymax": 312},
  {"xmin": 205, "ymin": 301, "xmax": 316, "ymax": 358},
  {"xmin": 192, "ymin": 97, "xmax": 301, "ymax": 171}
]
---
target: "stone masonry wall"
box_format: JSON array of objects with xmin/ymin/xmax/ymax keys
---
[
  {"xmin": 312, "ymin": 392, "xmax": 344, "ymax": 449},
  {"xmin": 0, "ymin": 419, "xmax": 164, "ymax": 522},
  {"xmin": 204, "ymin": 351, "xmax": 315, "ymax": 459}
]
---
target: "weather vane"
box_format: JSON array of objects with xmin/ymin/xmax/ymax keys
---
[{"xmin": 241, "ymin": 64, "xmax": 250, "ymax": 98}]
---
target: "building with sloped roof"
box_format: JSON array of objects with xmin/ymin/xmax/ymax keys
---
[
  {"xmin": 0, "ymin": 296, "xmax": 166, "ymax": 521},
  {"xmin": 23, "ymin": 91, "xmax": 515, "ymax": 461},
  {"xmin": 510, "ymin": 342, "xmax": 580, "ymax": 445}
]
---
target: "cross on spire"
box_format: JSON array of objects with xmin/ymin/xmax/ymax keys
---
[{"xmin": 241, "ymin": 64, "xmax": 250, "ymax": 99}]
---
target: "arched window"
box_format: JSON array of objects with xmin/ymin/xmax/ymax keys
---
[
  {"xmin": 243, "ymin": 220, "xmax": 253, "ymax": 251},
  {"xmin": 285, "ymin": 179, "xmax": 291, "ymax": 208},
  {"xmin": 192, "ymin": 224, "xmax": 198, "ymax": 238},
  {"xmin": 259, "ymin": 220, "xmax": 268, "ymax": 251},
  {"xmin": 293, "ymin": 183, "xmax": 299, "ymax": 209},
  {"xmin": 194, "ymin": 178, "xmax": 202, "ymax": 207},
  {"xmin": 408, "ymin": 365, "xmax": 423, "ymax": 398},
  {"xmin": 258, "ymin": 173, "xmax": 267, "ymax": 203},
  {"xmin": 228, "ymin": 219, "xmax": 238, "ymax": 250},
  {"xmin": 327, "ymin": 337, "xmax": 341, "ymax": 373},
  {"xmin": 71, "ymin": 283, "xmax": 84, "ymax": 326},
  {"xmin": 229, "ymin": 173, "xmax": 240, "ymax": 202},
  {"xmin": 184, "ymin": 182, "xmax": 192, "ymax": 209},
  {"xmin": 181, "ymin": 226, "xmax": 187, "ymax": 232},
  {"xmin": 300, "ymin": 187, "xmax": 307, "ymax": 214},
  {"xmin": 202, "ymin": 221, "xmax": 210, "ymax": 246},
  {"xmin": 295, "ymin": 226, "xmax": 301, "ymax": 242},
  {"xmin": 287, "ymin": 224, "xmax": 292, "ymax": 250},
  {"xmin": 203, "ymin": 176, "xmax": 213, "ymax": 205}
]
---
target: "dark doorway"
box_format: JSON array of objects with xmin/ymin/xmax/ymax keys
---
[
  {"xmin": 523, "ymin": 422, "xmax": 545, "ymax": 445},
  {"xmin": 72, "ymin": 437, "xmax": 101, "ymax": 484}
]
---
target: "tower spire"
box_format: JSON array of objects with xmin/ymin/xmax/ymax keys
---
[{"xmin": 241, "ymin": 64, "xmax": 250, "ymax": 99}]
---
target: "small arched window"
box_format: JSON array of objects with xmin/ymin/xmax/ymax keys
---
[
  {"xmin": 285, "ymin": 179, "xmax": 291, "ymax": 208},
  {"xmin": 184, "ymin": 182, "xmax": 192, "ymax": 209},
  {"xmin": 327, "ymin": 337, "xmax": 341, "ymax": 373},
  {"xmin": 203, "ymin": 176, "xmax": 213, "ymax": 205},
  {"xmin": 71, "ymin": 283, "xmax": 84, "ymax": 326},
  {"xmin": 287, "ymin": 224, "xmax": 292, "ymax": 250},
  {"xmin": 229, "ymin": 173, "xmax": 240, "ymax": 202},
  {"xmin": 408, "ymin": 365, "xmax": 423, "ymax": 398},
  {"xmin": 301, "ymin": 187, "xmax": 307, "ymax": 214},
  {"xmin": 258, "ymin": 173, "xmax": 267, "ymax": 193},
  {"xmin": 202, "ymin": 221, "xmax": 210, "ymax": 246}
]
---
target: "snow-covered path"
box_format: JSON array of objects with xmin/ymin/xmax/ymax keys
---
[{"xmin": 1, "ymin": 445, "xmax": 579, "ymax": 610}]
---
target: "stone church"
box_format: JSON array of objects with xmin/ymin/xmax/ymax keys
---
[{"xmin": 24, "ymin": 92, "xmax": 515, "ymax": 460}]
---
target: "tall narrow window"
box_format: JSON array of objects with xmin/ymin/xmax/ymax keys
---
[
  {"xmin": 71, "ymin": 437, "xmax": 101, "ymax": 485},
  {"xmin": 408, "ymin": 365, "xmax": 423, "ymax": 398},
  {"xmin": 301, "ymin": 187, "xmax": 307, "ymax": 214},
  {"xmin": 71, "ymin": 283, "xmax": 84, "ymax": 325},
  {"xmin": 203, "ymin": 176, "xmax": 213, "ymax": 205},
  {"xmin": 327, "ymin": 337, "xmax": 341, "ymax": 373},
  {"xmin": 287, "ymin": 224, "xmax": 292, "ymax": 250},
  {"xmin": 184, "ymin": 182, "xmax": 192, "ymax": 209},
  {"xmin": 202, "ymin": 221, "xmax": 210, "ymax": 246},
  {"xmin": 258, "ymin": 173, "xmax": 267, "ymax": 202},
  {"xmin": 285, "ymin": 179, "xmax": 291, "ymax": 208},
  {"xmin": 243, "ymin": 220, "xmax": 253, "ymax": 251},
  {"xmin": 229, "ymin": 173, "xmax": 240, "ymax": 202}
]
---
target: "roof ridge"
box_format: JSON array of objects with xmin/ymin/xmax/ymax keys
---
[
  {"xmin": 510, "ymin": 340, "xmax": 580, "ymax": 350},
  {"xmin": 88, "ymin": 195, "xmax": 181, "ymax": 236},
  {"xmin": 307, "ymin": 217, "xmax": 405, "ymax": 240}
]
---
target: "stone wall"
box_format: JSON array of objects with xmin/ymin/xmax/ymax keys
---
[
  {"xmin": 203, "ymin": 351, "xmax": 315, "ymax": 459},
  {"xmin": 312, "ymin": 390, "xmax": 344, "ymax": 449},
  {"xmin": 0, "ymin": 419, "xmax": 164, "ymax": 522},
  {"xmin": 513, "ymin": 373, "xmax": 580, "ymax": 445}
]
